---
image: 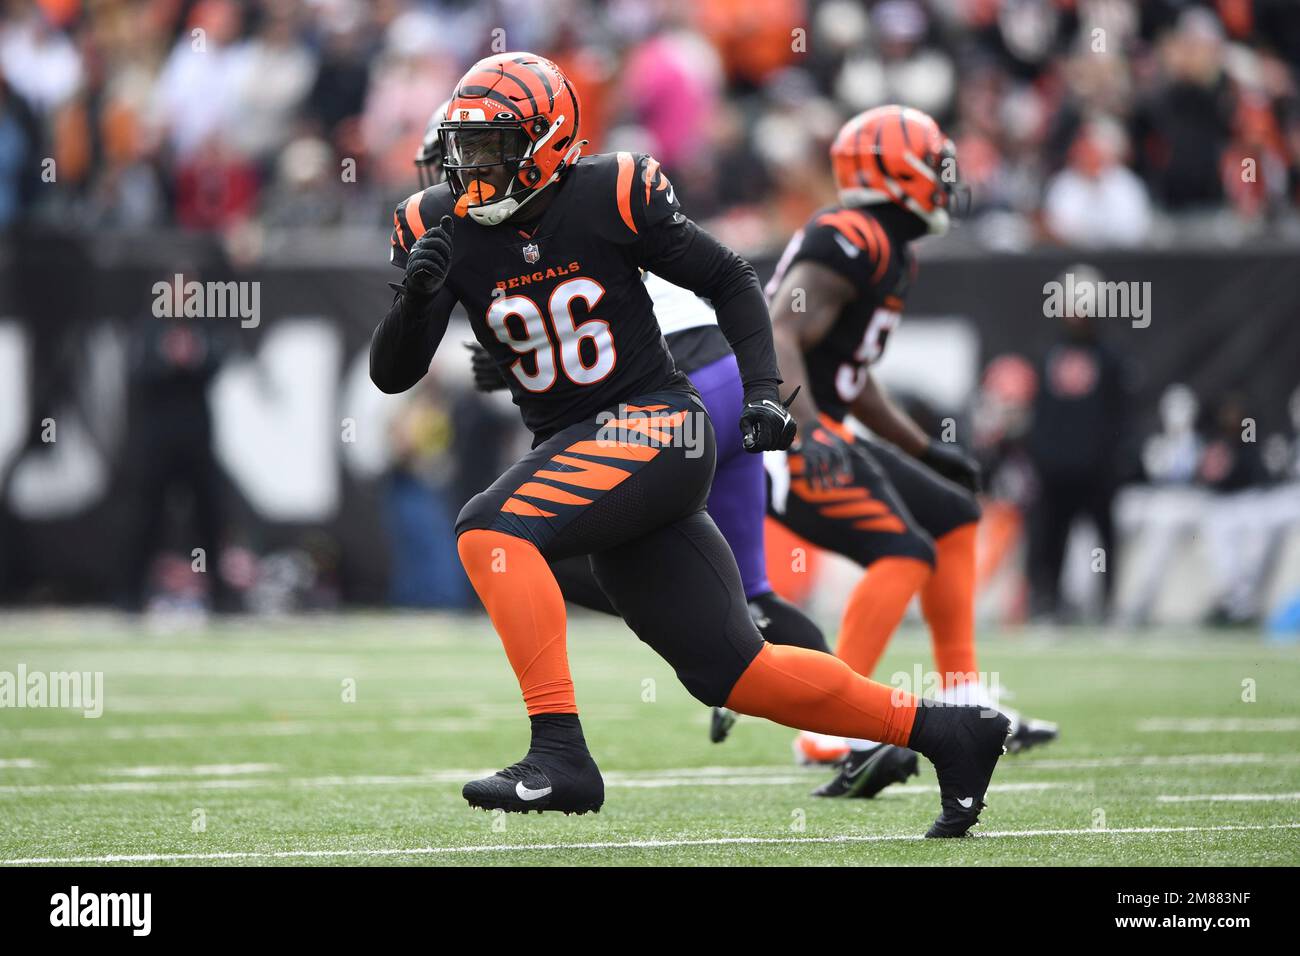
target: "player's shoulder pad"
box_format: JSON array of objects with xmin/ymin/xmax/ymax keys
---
[
  {"xmin": 389, "ymin": 183, "xmax": 455, "ymax": 268},
  {"xmin": 797, "ymin": 204, "xmax": 896, "ymax": 289},
  {"xmin": 575, "ymin": 151, "xmax": 682, "ymax": 242}
]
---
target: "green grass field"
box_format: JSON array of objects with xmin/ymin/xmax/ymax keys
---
[{"xmin": 1, "ymin": 612, "xmax": 1297, "ymax": 866}]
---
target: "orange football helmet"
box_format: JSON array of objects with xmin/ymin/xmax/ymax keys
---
[
  {"xmin": 440, "ymin": 53, "xmax": 585, "ymax": 225},
  {"xmin": 830, "ymin": 105, "xmax": 962, "ymax": 235}
]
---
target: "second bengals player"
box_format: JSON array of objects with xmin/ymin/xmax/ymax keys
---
[{"xmin": 766, "ymin": 106, "xmax": 1059, "ymax": 799}]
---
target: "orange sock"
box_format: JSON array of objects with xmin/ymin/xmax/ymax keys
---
[
  {"xmin": 921, "ymin": 522, "xmax": 979, "ymax": 687},
  {"xmin": 835, "ymin": 557, "xmax": 932, "ymax": 677},
  {"xmin": 726, "ymin": 643, "xmax": 918, "ymax": 747},
  {"xmin": 457, "ymin": 529, "xmax": 576, "ymax": 715}
]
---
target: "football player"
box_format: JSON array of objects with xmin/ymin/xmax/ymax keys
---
[
  {"xmin": 765, "ymin": 105, "xmax": 1058, "ymax": 800},
  {"xmin": 417, "ymin": 107, "xmax": 831, "ymax": 750},
  {"xmin": 468, "ymin": 271, "xmax": 834, "ymax": 745},
  {"xmin": 371, "ymin": 55, "xmax": 1010, "ymax": 837}
]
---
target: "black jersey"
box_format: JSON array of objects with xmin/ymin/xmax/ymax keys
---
[
  {"xmin": 389, "ymin": 152, "xmax": 697, "ymax": 440},
  {"xmin": 765, "ymin": 204, "xmax": 916, "ymax": 422}
]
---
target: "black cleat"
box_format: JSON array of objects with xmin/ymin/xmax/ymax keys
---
[
  {"xmin": 811, "ymin": 744, "xmax": 919, "ymax": 798},
  {"xmin": 910, "ymin": 703, "xmax": 1012, "ymax": 838},
  {"xmin": 464, "ymin": 713, "xmax": 604, "ymax": 815},
  {"xmin": 709, "ymin": 707, "xmax": 737, "ymax": 744},
  {"xmin": 462, "ymin": 753, "xmax": 604, "ymax": 815},
  {"xmin": 1005, "ymin": 714, "xmax": 1059, "ymax": 754}
]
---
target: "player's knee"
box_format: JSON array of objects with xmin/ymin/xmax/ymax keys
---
[
  {"xmin": 651, "ymin": 639, "xmax": 758, "ymax": 708},
  {"xmin": 750, "ymin": 590, "xmax": 831, "ymax": 654},
  {"xmin": 680, "ymin": 672, "xmax": 734, "ymax": 708},
  {"xmin": 455, "ymin": 494, "xmax": 511, "ymax": 574}
]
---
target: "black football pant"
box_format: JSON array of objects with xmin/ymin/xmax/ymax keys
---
[
  {"xmin": 769, "ymin": 428, "xmax": 980, "ymax": 568},
  {"xmin": 455, "ymin": 388, "xmax": 765, "ymax": 704},
  {"xmin": 550, "ymin": 554, "xmax": 830, "ymax": 653}
]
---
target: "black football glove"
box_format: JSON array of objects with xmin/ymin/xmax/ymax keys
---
[
  {"xmin": 464, "ymin": 342, "xmax": 508, "ymax": 392},
  {"xmin": 919, "ymin": 438, "xmax": 982, "ymax": 493},
  {"xmin": 740, "ymin": 386, "xmax": 799, "ymax": 452},
  {"xmin": 791, "ymin": 424, "xmax": 855, "ymax": 490},
  {"xmin": 403, "ymin": 215, "xmax": 455, "ymax": 298}
]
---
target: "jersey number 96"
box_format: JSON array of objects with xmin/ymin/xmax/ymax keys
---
[{"xmin": 487, "ymin": 277, "xmax": 616, "ymax": 392}]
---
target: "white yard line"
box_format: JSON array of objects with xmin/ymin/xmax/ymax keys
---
[
  {"xmin": 0, "ymin": 759, "xmax": 41, "ymax": 769},
  {"xmin": 0, "ymin": 718, "xmax": 488, "ymax": 743},
  {"xmin": 1008, "ymin": 752, "xmax": 1300, "ymax": 769},
  {"xmin": 4, "ymin": 823, "xmax": 1297, "ymax": 866},
  {"xmin": 1138, "ymin": 718, "xmax": 1300, "ymax": 733},
  {"xmin": 0, "ymin": 771, "xmax": 1077, "ymax": 797},
  {"xmin": 3, "ymin": 752, "xmax": 1291, "ymax": 796},
  {"xmin": 0, "ymin": 770, "xmax": 1076, "ymax": 801},
  {"xmin": 1158, "ymin": 792, "xmax": 1300, "ymax": 803},
  {"xmin": 102, "ymin": 763, "xmax": 282, "ymax": 778},
  {"xmin": 0, "ymin": 713, "xmax": 636, "ymax": 743}
]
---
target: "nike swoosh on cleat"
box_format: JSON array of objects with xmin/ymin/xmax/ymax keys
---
[
  {"xmin": 844, "ymin": 756, "xmax": 874, "ymax": 779},
  {"xmin": 515, "ymin": 781, "xmax": 552, "ymax": 801},
  {"xmin": 957, "ymin": 796, "xmax": 975, "ymax": 809}
]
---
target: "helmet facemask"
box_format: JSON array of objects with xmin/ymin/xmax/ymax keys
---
[
  {"xmin": 440, "ymin": 115, "xmax": 577, "ymax": 225},
  {"xmin": 917, "ymin": 139, "xmax": 971, "ymax": 235}
]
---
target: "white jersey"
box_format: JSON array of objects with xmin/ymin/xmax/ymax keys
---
[{"xmin": 644, "ymin": 271, "xmax": 718, "ymax": 336}]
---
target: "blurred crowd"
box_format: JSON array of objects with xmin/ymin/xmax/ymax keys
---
[
  {"xmin": 967, "ymin": 283, "xmax": 1300, "ymax": 631},
  {"xmin": 2, "ymin": 0, "xmax": 1300, "ymax": 252},
  {"xmin": 4, "ymin": 0, "xmax": 1298, "ymax": 625}
]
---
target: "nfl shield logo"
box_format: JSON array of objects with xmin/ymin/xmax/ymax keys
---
[{"xmin": 522, "ymin": 242, "xmax": 540, "ymax": 264}]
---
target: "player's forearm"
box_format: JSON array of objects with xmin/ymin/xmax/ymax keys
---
[
  {"xmin": 772, "ymin": 324, "xmax": 820, "ymax": 428},
  {"xmin": 712, "ymin": 279, "xmax": 782, "ymax": 402},
  {"xmin": 850, "ymin": 374, "xmax": 929, "ymax": 456},
  {"xmin": 369, "ymin": 290, "xmax": 449, "ymax": 394},
  {"xmin": 647, "ymin": 224, "xmax": 780, "ymax": 400}
]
